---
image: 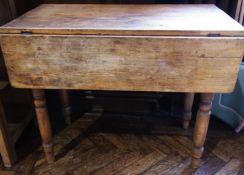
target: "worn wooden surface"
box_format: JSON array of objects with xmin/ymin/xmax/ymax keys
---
[
  {"xmin": 0, "ymin": 96, "xmax": 16, "ymax": 167},
  {"xmin": 32, "ymin": 89, "xmax": 54, "ymax": 164},
  {"xmin": 59, "ymin": 90, "xmax": 71, "ymax": 125},
  {"xmin": 182, "ymin": 93, "xmax": 194, "ymax": 129},
  {"xmin": 0, "ymin": 82, "xmax": 35, "ymax": 168},
  {"xmin": 192, "ymin": 93, "xmax": 214, "ymax": 168},
  {"xmin": 3, "ymin": 112, "xmax": 243, "ymax": 175},
  {"xmin": 1, "ymin": 35, "xmax": 244, "ymax": 92},
  {"xmin": 1, "ymin": 4, "xmax": 244, "ymax": 36},
  {"xmin": 0, "ymin": 81, "xmax": 16, "ymax": 167},
  {"xmin": 1, "ymin": 3, "xmax": 244, "ymax": 169}
]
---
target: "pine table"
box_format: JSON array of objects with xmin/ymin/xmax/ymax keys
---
[{"xmin": 0, "ymin": 4, "xmax": 244, "ymax": 168}]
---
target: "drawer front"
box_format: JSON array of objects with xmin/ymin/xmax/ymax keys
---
[{"xmin": 1, "ymin": 35, "xmax": 244, "ymax": 92}]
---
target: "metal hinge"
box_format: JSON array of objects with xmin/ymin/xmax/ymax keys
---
[
  {"xmin": 207, "ymin": 33, "xmax": 221, "ymax": 37},
  {"xmin": 21, "ymin": 30, "xmax": 32, "ymax": 35}
]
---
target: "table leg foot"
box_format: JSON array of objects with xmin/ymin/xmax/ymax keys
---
[
  {"xmin": 43, "ymin": 143, "xmax": 55, "ymax": 163},
  {"xmin": 191, "ymin": 93, "xmax": 213, "ymax": 168},
  {"xmin": 191, "ymin": 147, "xmax": 203, "ymax": 168},
  {"xmin": 183, "ymin": 93, "xmax": 194, "ymax": 129},
  {"xmin": 32, "ymin": 89, "xmax": 55, "ymax": 163},
  {"xmin": 59, "ymin": 90, "xmax": 71, "ymax": 125}
]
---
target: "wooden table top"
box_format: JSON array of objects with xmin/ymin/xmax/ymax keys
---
[
  {"xmin": 1, "ymin": 4, "xmax": 244, "ymax": 36},
  {"xmin": 1, "ymin": 4, "xmax": 244, "ymax": 92}
]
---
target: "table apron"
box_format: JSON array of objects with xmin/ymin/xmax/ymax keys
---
[{"xmin": 1, "ymin": 35, "xmax": 244, "ymax": 93}]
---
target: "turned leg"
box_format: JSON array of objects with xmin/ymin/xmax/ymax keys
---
[
  {"xmin": 59, "ymin": 90, "xmax": 71, "ymax": 125},
  {"xmin": 191, "ymin": 93, "xmax": 214, "ymax": 168},
  {"xmin": 32, "ymin": 89, "xmax": 54, "ymax": 163},
  {"xmin": 183, "ymin": 93, "xmax": 194, "ymax": 129}
]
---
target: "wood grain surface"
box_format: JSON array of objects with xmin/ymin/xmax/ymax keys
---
[
  {"xmin": 0, "ymin": 4, "xmax": 244, "ymax": 36},
  {"xmin": 8, "ymin": 112, "xmax": 244, "ymax": 175},
  {"xmin": 1, "ymin": 35, "xmax": 244, "ymax": 92}
]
